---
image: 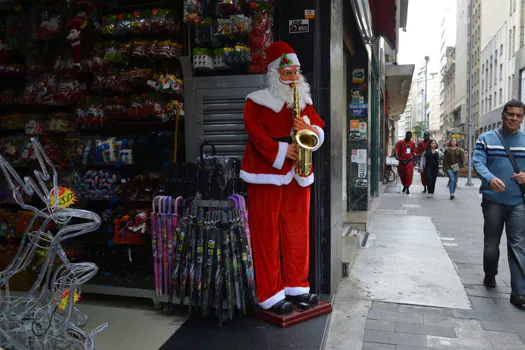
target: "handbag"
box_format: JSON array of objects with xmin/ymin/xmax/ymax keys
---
[
  {"xmin": 450, "ymin": 163, "xmax": 460, "ymax": 172},
  {"xmin": 495, "ymin": 130, "xmax": 525, "ymax": 197}
]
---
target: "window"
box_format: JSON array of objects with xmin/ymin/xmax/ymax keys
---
[
  {"xmin": 510, "ymin": 0, "xmax": 513, "ymax": 15},
  {"xmin": 482, "ymin": 100, "xmax": 484, "ymax": 113},
  {"xmin": 513, "ymin": 26, "xmax": 516, "ymax": 53},
  {"xmin": 490, "ymin": 64, "xmax": 493, "ymax": 87},
  {"xmin": 501, "ymin": 44, "xmax": 504, "ymax": 55},
  {"xmin": 500, "ymin": 64, "xmax": 503, "ymax": 81},
  {"xmin": 482, "ymin": 79, "xmax": 484, "ymax": 92},
  {"xmin": 495, "ymin": 59, "xmax": 498, "ymax": 83},
  {"xmin": 499, "ymin": 88, "xmax": 503, "ymax": 104},
  {"xmin": 509, "ymin": 29, "xmax": 513, "ymax": 58}
]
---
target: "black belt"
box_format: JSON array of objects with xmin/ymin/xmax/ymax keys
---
[{"xmin": 272, "ymin": 136, "xmax": 292, "ymax": 144}]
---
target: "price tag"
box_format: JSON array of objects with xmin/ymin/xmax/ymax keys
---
[{"xmin": 50, "ymin": 186, "xmax": 77, "ymax": 209}]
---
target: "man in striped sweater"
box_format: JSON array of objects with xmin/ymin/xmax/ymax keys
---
[{"xmin": 473, "ymin": 100, "xmax": 525, "ymax": 308}]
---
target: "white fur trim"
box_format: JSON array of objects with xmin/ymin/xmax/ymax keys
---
[
  {"xmin": 312, "ymin": 126, "xmax": 324, "ymax": 151},
  {"xmin": 293, "ymin": 171, "xmax": 314, "ymax": 187},
  {"xmin": 284, "ymin": 286, "xmax": 310, "ymax": 296},
  {"xmin": 259, "ymin": 289, "xmax": 286, "ymax": 309},
  {"xmin": 302, "ymin": 116, "xmax": 311, "ymax": 124},
  {"xmin": 246, "ymin": 89, "xmax": 285, "ymax": 113},
  {"xmin": 268, "ymin": 53, "xmax": 300, "ymax": 70},
  {"xmin": 272, "ymin": 142, "xmax": 288, "ymax": 170},
  {"xmin": 240, "ymin": 170, "xmax": 294, "ymax": 186}
]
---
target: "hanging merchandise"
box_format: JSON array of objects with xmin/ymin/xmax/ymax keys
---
[
  {"xmin": 160, "ymin": 198, "xmax": 256, "ymax": 322},
  {"xmin": 249, "ymin": 2, "xmax": 274, "ymax": 73},
  {"xmin": 184, "ymin": 0, "xmax": 203, "ymax": 24}
]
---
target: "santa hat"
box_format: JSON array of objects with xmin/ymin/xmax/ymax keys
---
[{"xmin": 265, "ymin": 41, "xmax": 300, "ymax": 70}]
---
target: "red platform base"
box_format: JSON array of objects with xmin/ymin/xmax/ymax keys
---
[{"xmin": 251, "ymin": 301, "xmax": 333, "ymax": 328}]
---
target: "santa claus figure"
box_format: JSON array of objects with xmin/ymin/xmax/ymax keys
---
[{"xmin": 240, "ymin": 41, "xmax": 325, "ymax": 315}]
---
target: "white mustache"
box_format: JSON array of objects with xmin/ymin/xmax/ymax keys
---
[{"xmin": 279, "ymin": 79, "xmax": 298, "ymax": 85}]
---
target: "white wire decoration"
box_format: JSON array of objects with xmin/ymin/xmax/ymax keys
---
[{"xmin": 0, "ymin": 138, "xmax": 108, "ymax": 350}]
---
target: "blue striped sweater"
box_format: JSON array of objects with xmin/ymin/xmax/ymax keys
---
[{"xmin": 473, "ymin": 129, "xmax": 525, "ymax": 206}]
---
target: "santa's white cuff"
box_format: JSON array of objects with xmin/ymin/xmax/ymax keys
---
[
  {"xmin": 272, "ymin": 141, "xmax": 288, "ymax": 170},
  {"xmin": 312, "ymin": 126, "xmax": 324, "ymax": 151},
  {"xmin": 284, "ymin": 286, "xmax": 310, "ymax": 296},
  {"xmin": 259, "ymin": 290, "xmax": 286, "ymax": 309}
]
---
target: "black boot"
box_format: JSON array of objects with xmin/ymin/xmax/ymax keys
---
[
  {"xmin": 406, "ymin": 187, "xmax": 410, "ymax": 195},
  {"xmin": 286, "ymin": 293, "xmax": 319, "ymax": 308},
  {"xmin": 422, "ymin": 186, "xmax": 427, "ymax": 193},
  {"xmin": 402, "ymin": 186, "xmax": 407, "ymax": 193},
  {"xmin": 268, "ymin": 300, "xmax": 294, "ymax": 315}
]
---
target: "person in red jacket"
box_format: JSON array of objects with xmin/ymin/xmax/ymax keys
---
[
  {"xmin": 240, "ymin": 41, "xmax": 325, "ymax": 315},
  {"xmin": 416, "ymin": 131, "xmax": 431, "ymax": 193},
  {"xmin": 395, "ymin": 131, "xmax": 417, "ymax": 194}
]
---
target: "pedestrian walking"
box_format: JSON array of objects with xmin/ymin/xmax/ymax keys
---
[
  {"xmin": 395, "ymin": 131, "xmax": 416, "ymax": 195},
  {"xmin": 443, "ymin": 138, "xmax": 466, "ymax": 200},
  {"xmin": 473, "ymin": 99, "xmax": 525, "ymax": 308},
  {"xmin": 416, "ymin": 131, "xmax": 431, "ymax": 193},
  {"xmin": 421, "ymin": 140, "xmax": 439, "ymax": 198}
]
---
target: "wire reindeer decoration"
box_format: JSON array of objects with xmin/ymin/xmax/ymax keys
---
[{"xmin": 0, "ymin": 138, "xmax": 108, "ymax": 350}]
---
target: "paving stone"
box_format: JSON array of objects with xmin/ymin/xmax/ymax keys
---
[
  {"xmin": 469, "ymin": 296, "xmax": 500, "ymax": 312},
  {"xmin": 368, "ymin": 310, "xmax": 423, "ymax": 324},
  {"xmin": 372, "ymin": 301, "xmax": 400, "ymax": 312},
  {"xmin": 490, "ymin": 342, "xmax": 525, "ymax": 350},
  {"xmin": 395, "ymin": 322, "xmax": 456, "ymax": 338},
  {"xmin": 366, "ymin": 319, "xmax": 396, "ymax": 332},
  {"xmin": 397, "ymin": 305, "xmax": 445, "ymax": 316},
  {"xmin": 363, "ymin": 330, "xmax": 427, "ymax": 347},
  {"xmin": 480, "ymin": 321, "xmax": 517, "ymax": 333},
  {"xmin": 465, "ymin": 288, "xmax": 510, "ymax": 299},
  {"xmin": 395, "ymin": 346, "xmax": 429, "ymax": 350},
  {"xmin": 362, "ymin": 342, "xmax": 396, "ymax": 350}
]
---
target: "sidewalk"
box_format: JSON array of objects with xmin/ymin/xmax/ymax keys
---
[{"xmin": 325, "ymin": 176, "xmax": 525, "ymax": 350}]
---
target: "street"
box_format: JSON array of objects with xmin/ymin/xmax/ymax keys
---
[{"xmin": 326, "ymin": 175, "xmax": 525, "ymax": 350}]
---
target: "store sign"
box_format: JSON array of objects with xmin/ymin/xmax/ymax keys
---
[
  {"xmin": 289, "ymin": 19, "xmax": 309, "ymax": 34},
  {"xmin": 50, "ymin": 186, "xmax": 77, "ymax": 209}
]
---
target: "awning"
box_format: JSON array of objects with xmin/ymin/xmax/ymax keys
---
[
  {"xmin": 368, "ymin": 0, "xmax": 397, "ymax": 48},
  {"xmin": 385, "ymin": 63, "xmax": 415, "ymax": 119}
]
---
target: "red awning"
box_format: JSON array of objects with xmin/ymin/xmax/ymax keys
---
[{"xmin": 368, "ymin": 0, "xmax": 397, "ymax": 48}]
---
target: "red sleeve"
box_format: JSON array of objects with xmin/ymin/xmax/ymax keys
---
[
  {"xmin": 411, "ymin": 142, "xmax": 417, "ymax": 154},
  {"xmin": 416, "ymin": 142, "xmax": 424, "ymax": 155},
  {"xmin": 304, "ymin": 105, "xmax": 325, "ymax": 151},
  {"xmin": 243, "ymin": 100, "xmax": 287, "ymax": 169},
  {"xmin": 395, "ymin": 141, "xmax": 401, "ymax": 156},
  {"xmin": 306, "ymin": 106, "xmax": 326, "ymax": 129}
]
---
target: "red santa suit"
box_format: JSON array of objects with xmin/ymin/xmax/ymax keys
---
[
  {"xmin": 416, "ymin": 139, "xmax": 429, "ymax": 187},
  {"xmin": 395, "ymin": 139, "xmax": 416, "ymax": 187},
  {"xmin": 240, "ymin": 42, "xmax": 325, "ymax": 310}
]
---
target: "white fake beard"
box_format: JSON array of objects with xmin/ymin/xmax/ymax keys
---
[{"xmin": 266, "ymin": 68, "xmax": 311, "ymax": 110}]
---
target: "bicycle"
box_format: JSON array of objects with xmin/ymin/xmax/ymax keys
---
[{"xmin": 384, "ymin": 164, "xmax": 396, "ymax": 183}]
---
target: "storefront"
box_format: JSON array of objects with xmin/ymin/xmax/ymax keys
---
[{"xmin": 0, "ymin": 0, "xmax": 353, "ymax": 318}]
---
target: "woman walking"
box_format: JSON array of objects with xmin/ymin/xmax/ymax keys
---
[
  {"xmin": 421, "ymin": 140, "xmax": 440, "ymax": 198},
  {"xmin": 443, "ymin": 138, "xmax": 466, "ymax": 200}
]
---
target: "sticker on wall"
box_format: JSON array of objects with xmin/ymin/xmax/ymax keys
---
[
  {"xmin": 351, "ymin": 149, "xmax": 357, "ymax": 163},
  {"xmin": 289, "ymin": 19, "xmax": 310, "ymax": 34},
  {"xmin": 305, "ymin": 9, "xmax": 315, "ymax": 19},
  {"xmin": 349, "ymin": 103, "xmax": 368, "ymax": 110},
  {"xmin": 349, "ymin": 119, "xmax": 360, "ymax": 141},
  {"xmin": 359, "ymin": 122, "xmax": 368, "ymax": 141},
  {"xmin": 351, "ymin": 108, "xmax": 366, "ymax": 117},
  {"xmin": 352, "ymin": 68, "xmax": 365, "ymax": 84},
  {"xmin": 356, "ymin": 149, "xmax": 367, "ymax": 164},
  {"xmin": 358, "ymin": 163, "xmax": 367, "ymax": 178},
  {"xmin": 351, "ymin": 88, "xmax": 365, "ymax": 104},
  {"xmin": 356, "ymin": 179, "xmax": 368, "ymax": 188}
]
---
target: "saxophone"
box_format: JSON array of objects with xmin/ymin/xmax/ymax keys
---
[{"xmin": 291, "ymin": 83, "xmax": 319, "ymax": 177}]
